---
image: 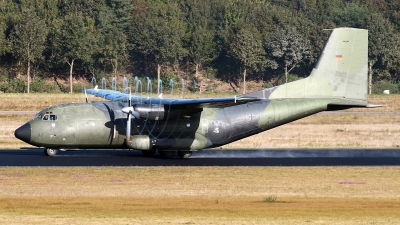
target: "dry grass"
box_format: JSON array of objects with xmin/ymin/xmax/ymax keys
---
[
  {"xmin": 0, "ymin": 167, "xmax": 399, "ymax": 198},
  {"xmin": 0, "ymin": 93, "xmax": 85, "ymax": 111},
  {"xmin": 0, "ymin": 197, "xmax": 398, "ymax": 225},
  {"xmin": 0, "ymin": 167, "xmax": 399, "ymax": 224}
]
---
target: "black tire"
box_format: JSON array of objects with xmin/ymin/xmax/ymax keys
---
[
  {"xmin": 159, "ymin": 150, "xmax": 176, "ymax": 158},
  {"xmin": 44, "ymin": 148, "xmax": 58, "ymax": 157},
  {"xmin": 142, "ymin": 150, "xmax": 156, "ymax": 157},
  {"xmin": 177, "ymin": 151, "xmax": 192, "ymax": 158}
]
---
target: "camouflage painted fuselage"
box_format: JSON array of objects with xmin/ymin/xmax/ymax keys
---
[{"xmin": 26, "ymin": 98, "xmax": 329, "ymax": 151}]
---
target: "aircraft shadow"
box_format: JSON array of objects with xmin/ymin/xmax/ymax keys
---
[{"xmin": 0, "ymin": 149, "xmax": 399, "ymax": 167}]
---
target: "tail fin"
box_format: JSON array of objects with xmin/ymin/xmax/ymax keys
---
[
  {"xmin": 251, "ymin": 28, "xmax": 369, "ymax": 106},
  {"xmin": 307, "ymin": 28, "xmax": 368, "ymax": 101}
]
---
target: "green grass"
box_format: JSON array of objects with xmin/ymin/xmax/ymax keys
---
[{"xmin": 263, "ymin": 195, "xmax": 278, "ymax": 203}]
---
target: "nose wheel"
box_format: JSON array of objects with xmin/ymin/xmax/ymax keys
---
[{"xmin": 44, "ymin": 148, "xmax": 58, "ymax": 157}]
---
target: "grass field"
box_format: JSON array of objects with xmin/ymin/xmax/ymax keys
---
[
  {"xmin": 0, "ymin": 93, "xmax": 399, "ymax": 224},
  {"xmin": 0, "ymin": 167, "xmax": 399, "ymax": 224}
]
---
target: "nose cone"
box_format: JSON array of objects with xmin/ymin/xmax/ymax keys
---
[{"xmin": 14, "ymin": 122, "xmax": 31, "ymax": 143}]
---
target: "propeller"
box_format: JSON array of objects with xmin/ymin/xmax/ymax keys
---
[{"xmin": 122, "ymin": 88, "xmax": 140, "ymax": 143}]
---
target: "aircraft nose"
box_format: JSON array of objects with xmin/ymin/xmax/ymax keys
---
[{"xmin": 14, "ymin": 122, "xmax": 31, "ymax": 143}]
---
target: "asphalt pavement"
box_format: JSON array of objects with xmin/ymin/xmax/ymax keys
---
[{"xmin": 0, "ymin": 148, "xmax": 399, "ymax": 167}]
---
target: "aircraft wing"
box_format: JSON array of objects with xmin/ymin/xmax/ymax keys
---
[{"xmin": 85, "ymin": 89, "xmax": 260, "ymax": 108}]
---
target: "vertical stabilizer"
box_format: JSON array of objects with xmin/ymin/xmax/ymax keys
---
[{"xmin": 265, "ymin": 28, "xmax": 368, "ymax": 105}]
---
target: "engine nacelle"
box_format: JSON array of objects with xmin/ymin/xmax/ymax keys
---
[
  {"xmin": 126, "ymin": 135, "xmax": 151, "ymax": 150},
  {"xmin": 134, "ymin": 104, "xmax": 165, "ymax": 120}
]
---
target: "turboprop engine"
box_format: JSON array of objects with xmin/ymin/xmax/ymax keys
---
[{"xmin": 122, "ymin": 104, "xmax": 166, "ymax": 121}]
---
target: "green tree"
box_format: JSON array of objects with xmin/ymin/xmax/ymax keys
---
[
  {"xmin": 229, "ymin": 27, "xmax": 266, "ymax": 94},
  {"xmin": 331, "ymin": 3, "xmax": 367, "ymax": 28},
  {"xmin": 130, "ymin": 0, "xmax": 187, "ymax": 92},
  {"xmin": 52, "ymin": 13, "xmax": 95, "ymax": 93},
  {"xmin": 364, "ymin": 13, "xmax": 399, "ymax": 94},
  {"xmin": 0, "ymin": 23, "xmax": 8, "ymax": 57},
  {"xmin": 264, "ymin": 26, "xmax": 311, "ymax": 84},
  {"xmin": 107, "ymin": 0, "xmax": 133, "ymax": 32},
  {"xmin": 188, "ymin": 26, "xmax": 217, "ymax": 92},
  {"xmin": 181, "ymin": 0, "xmax": 219, "ymax": 93},
  {"xmin": 9, "ymin": 9, "xmax": 47, "ymax": 93},
  {"xmin": 97, "ymin": 3, "xmax": 130, "ymax": 78},
  {"xmin": 98, "ymin": 27, "xmax": 129, "ymax": 77}
]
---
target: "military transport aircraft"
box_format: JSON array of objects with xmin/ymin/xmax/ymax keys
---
[{"xmin": 15, "ymin": 28, "xmax": 379, "ymax": 158}]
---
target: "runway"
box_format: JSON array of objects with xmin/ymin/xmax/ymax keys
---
[{"xmin": 0, "ymin": 148, "xmax": 399, "ymax": 166}]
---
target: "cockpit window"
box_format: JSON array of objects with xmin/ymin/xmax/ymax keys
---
[
  {"xmin": 42, "ymin": 114, "xmax": 57, "ymax": 121},
  {"xmin": 35, "ymin": 113, "xmax": 42, "ymax": 119}
]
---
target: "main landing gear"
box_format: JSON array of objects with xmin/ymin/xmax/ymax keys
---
[
  {"xmin": 44, "ymin": 148, "xmax": 58, "ymax": 157},
  {"xmin": 154, "ymin": 150, "xmax": 193, "ymax": 159}
]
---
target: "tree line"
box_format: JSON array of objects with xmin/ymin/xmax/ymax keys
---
[{"xmin": 0, "ymin": 0, "xmax": 399, "ymax": 94}]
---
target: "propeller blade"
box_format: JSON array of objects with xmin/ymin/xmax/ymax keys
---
[
  {"xmin": 126, "ymin": 113, "xmax": 131, "ymax": 143},
  {"xmin": 129, "ymin": 87, "xmax": 132, "ymax": 107}
]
